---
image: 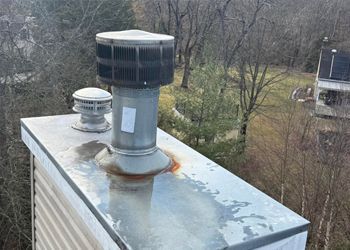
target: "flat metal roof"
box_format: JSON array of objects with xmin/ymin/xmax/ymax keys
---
[{"xmin": 21, "ymin": 114, "xmax": 309, "ymax": 250}]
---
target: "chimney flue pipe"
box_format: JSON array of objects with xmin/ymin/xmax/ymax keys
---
[{"xmin": 94, "ymin": 30, "xmax": 174, "ymax": 177}]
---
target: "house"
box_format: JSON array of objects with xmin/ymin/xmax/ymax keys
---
[{"xmin": 314, "ymin": 48, "xmax": 350, "ymax": 118}]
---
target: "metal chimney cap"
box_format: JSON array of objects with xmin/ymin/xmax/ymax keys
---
[
  {"xmin": 96, "ymin": 29, "xmax": 174, "ymax": 45},
  {"xmin": 96, "ymin": 30, "xmax": 174, "ymax": 88},
  {"xmin": 73, "ymin": 87, "xmax": 112, "ymax": 102}
]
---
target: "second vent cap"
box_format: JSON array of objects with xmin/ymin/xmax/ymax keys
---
[{"xmin": 72, "ymin": 87, "xmax": 112, "ymax": 132}]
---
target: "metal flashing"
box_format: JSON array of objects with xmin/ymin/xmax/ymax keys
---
[{"xmin": 21, "ymin": 123, "xmax": 125, "ymax": 249}]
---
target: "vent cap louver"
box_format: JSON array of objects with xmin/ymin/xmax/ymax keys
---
[{"xmin": 96, "ymin": 30, "xmax": 174, "ymax": 88}]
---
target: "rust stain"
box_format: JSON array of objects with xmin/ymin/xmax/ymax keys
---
[
  {"xmin": 169, "ymin": 159, "xmax": 181, "ymax": 173},
  {"xmin": 117, "ymin": 174, "xmax": 149, "ymax": 180},
  {"xmin": 162, "ymin": 150, "xmax": 181, "ymax": 174},
  {"xmin": 99, "ymin": 149, "xmax": 181, "ymax": 178},
  {"xmin": 104, "ymin": 166, "xmax": 155, "ymax": 180}
]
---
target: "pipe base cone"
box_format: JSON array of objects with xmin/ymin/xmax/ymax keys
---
[{"xmin": 95, "ymin": 146, "xmax": 172, "ymax": 176}]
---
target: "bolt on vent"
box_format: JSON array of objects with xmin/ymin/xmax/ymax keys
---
[{"xmin": 72, "ymin": 87, "xmax": 112, "ymax": 132}]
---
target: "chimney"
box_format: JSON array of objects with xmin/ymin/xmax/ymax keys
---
[
  {"xmin": 94, "ymin": 30, "xmax": 174, "ymax": 177},
  {"xmin": 21, "ymin": 29, "xmax": 309, "ymax": 250}
]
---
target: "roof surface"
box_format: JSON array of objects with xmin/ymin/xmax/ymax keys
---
[
  {"xmin": 319, "ymin": 48, "xmax": 350, "ymax": 82},
  {"xmin": 21, "ymin": 114, "xmax": 309, "ymax": 250}
]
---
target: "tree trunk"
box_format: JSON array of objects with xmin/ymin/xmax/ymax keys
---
[
  {"xmin": 301, "ymin": 153, "xmax": 307, "ymax": 217},
  {"xmin": 238, "ymin": 112, "xmax": 249, "ymax": 152},
  {"xmin": 280, "ymin": 116, "xmax": 292, "ymax": 204},
  {"xmin": 178, "ymin": 45, "xmax": 183, "ymax": 65},
  {"xmin": 0, "ymin": 80, "xmax": 6, "ymax": 153},
  {"xmin": 177, "ymin": 25, "xmax": 183, "ymax": 65},
  {"xmin": 315, "ymin": 169, "xmax": 335, "ymax": 249},
  {"xmin": 194, "ymin": 37, "xmax": 205, "ymax": 65},
  {"xmin": 280, "ymin": 183, "xmax": 285, "ymax": 204},
  {"xmin": 324, "ymin": 203, "xmax": 334, "ymax": 250},
  {"xmin": 315, "ymin": 190, "xmax": 330, "ymax": 249},
  {"xmin": 174, "ymin": 25, "xmax": 180, "ymax": 65},
  {"xmin": 181, "ymin": 51, "xmax": 191, "ymax": 88}
]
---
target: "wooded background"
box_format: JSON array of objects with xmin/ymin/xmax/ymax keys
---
[{"xmin": 1, "ymin": 0, "xmax": 350, "ymax": 249}]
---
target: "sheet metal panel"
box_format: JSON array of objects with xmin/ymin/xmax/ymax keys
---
[
  {"xmin": 33, "ymin": 157, "xmax": 102, "ymax": 249},
  {"xmin": 34, "ymin": 181, "xmax": 77, "ymax": 248},
  {"xmin": 34, "ymin": 163, "xmax": 90, "ymax": 248},
  {"xmin": 35, "ymin": 223, "xmax": 52, "ymax": 250},
  {"xmin": 22, "ymin": 124, "xmax": 119, "ymax": 250},
  {"xmin": 34, "ymin": 215, "xmax": 57, "ymax": 249}
]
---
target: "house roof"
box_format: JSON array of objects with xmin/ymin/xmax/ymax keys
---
[{"xmin": 318, "ymin": 48, "xmax": 350, "ymax": 82}]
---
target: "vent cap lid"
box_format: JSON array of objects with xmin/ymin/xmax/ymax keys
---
[
  {"xmin": 96, "ymin": 29, "xmax": 173, "ymax": 44},
  {"xmin": 73, "ymin": 87, "xmax": 112, "ymax": 101}
]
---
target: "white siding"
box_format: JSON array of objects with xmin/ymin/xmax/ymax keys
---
[{"xmin": 33, "ymin": 157, "xmax": 102, "ymax": 250}]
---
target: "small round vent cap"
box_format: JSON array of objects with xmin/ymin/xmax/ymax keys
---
[{"xmin": 72, "ymin": 87, "xmax": 112, "ymax": 132}]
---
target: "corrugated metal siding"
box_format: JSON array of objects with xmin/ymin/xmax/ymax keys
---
[{"xmin": 33, "ymin": 157, "xmax": 102, "ymax": 250}]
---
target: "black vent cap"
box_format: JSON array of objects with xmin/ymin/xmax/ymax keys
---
[{"xmin": 96, "ymin": 30, "xmax": 174, "ymax": 88}]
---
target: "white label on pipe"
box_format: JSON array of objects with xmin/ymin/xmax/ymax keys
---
[{"xmin": 121, "ymin": 107, "xmax": 136, "ymax": 133}]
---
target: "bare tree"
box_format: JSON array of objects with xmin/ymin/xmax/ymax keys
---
[
  {"xmin": 217, "ymin": 0, "xmax": 268, "ymax": 84},
  {"xmin": 137, "ymin": 0, "xmax": 189, "ymax": 65},
  {"xmin": 180, "ymin": 0, "xmax": 217, "ymax": 88},
  {"xmin": 168, "ymin": 0, "xmax": 189, "ymax": 65},
  {"xmin": 235, "ymin": 17, "xmax": 287, "ymax": 150}
]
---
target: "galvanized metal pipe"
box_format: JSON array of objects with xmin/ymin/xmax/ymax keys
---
[
  {"xmin": 111, "ymin": 86, "xmax": 159, "ymax": 154},
  {"xmin": 95, "ymin": 30, "xmax": 174, "ymax": 176}
]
